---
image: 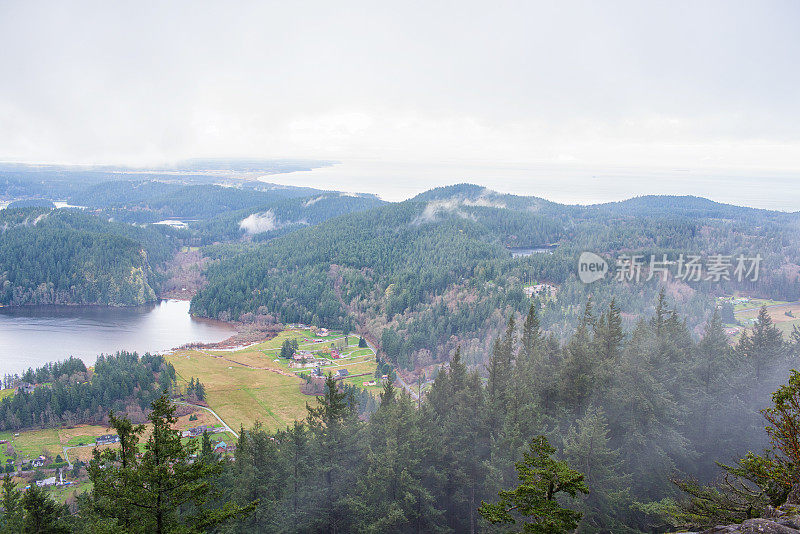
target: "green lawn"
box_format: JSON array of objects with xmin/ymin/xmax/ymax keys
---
[
  {"xmin": 167, "ymin": 329, "xmax": 377, "ymax": 432},
  {"xmin": 167, "ymin": 347, "xmax": 310, "ymax": 432},
  {"xmin": 0, "ymin": 429, "xmax": 61, "ymax": 459}
]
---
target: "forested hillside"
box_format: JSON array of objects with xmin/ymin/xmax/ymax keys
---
[
  {"xmin": 0, "ymin": 208, "xmax": 179, "ymax": 306},
  {"xmin": 191, "ymin": 184, "xmax": 800, "ymax": 370},
  {"xmin": 67, "ymin": 180, "xmax": 344, "ymax": 224},
  {"xmin": 0, "ymin": 352, "xmax": 175, "ymax": 430},
  {"xmin": 200, "ymin": 297, "xmax": 798, "ymax": 532},
  {"xmin": 38, "ymin": 296, "xmax": 792, "ymax": 533}
]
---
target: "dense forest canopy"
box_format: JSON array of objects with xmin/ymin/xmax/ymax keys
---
[
  {"xmin": 13, "ymin": 297, "xmax": 797, "ymax": 533},
  {"xmin": 0, "ymin": 352, "xmax": 175, "ymax": 430},
  {"xmin": 191, "ymin": 184, "xmax": 800, "ymax": 369},
  {"xmin": 0, "ymin": 208, "xmax": 179, "ymax": 306}
]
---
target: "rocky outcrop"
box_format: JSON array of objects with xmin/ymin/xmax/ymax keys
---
[{"xmin": 700, "ymin": 503, "xmax": 800, "ymax": 533}]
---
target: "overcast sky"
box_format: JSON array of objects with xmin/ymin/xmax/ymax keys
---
[{"xmin": 1, "ymin": 1, "xmax": 799, "ymax": 187}]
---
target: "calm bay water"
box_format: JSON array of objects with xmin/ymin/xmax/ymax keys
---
[{"xmin": 0, "ymin": 299, "xmax": 234, "ymax": 375}]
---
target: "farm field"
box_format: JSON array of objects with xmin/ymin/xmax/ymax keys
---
[
  {"xmin": 0, "ymin": 404, "xmax": 235, "ymax": 468},
  {"xmin": 0, "ymin": 327, "xmax": 379, "ymax": 506},
  {"xmin": 726, "ymin": 299, "xmax": 800, "ymax": 342},
  {"xmin": 718, "ymin": 295, "xmax": 791, "ymax": 312},
  {"xmin": 167, "ymin": 328, "xmax": 378, "ymax": 431},
  {"xmin": 735, "ymin": 301, "xmax": 800, "ymax": 330}
]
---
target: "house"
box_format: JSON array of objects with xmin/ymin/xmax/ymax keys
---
[
  {"xmin": 330, "ymin": 349, "xmax": 341, "ymax": 359},
  {"xmin": 32, "ymin": 456, "xmax": 46, "ymax": 468},
  {"xmin": 292, "ymin": 350, "xmax": 314, "ymax": 361},
  {"xmin": 36, "ymin": 476, "xmax": 56, "ymax": 487},
  {"xmin": 214, "ymin": 441, "xmax": 227, "ymax": 452},
  {"xmin": 96, "ymin": 434, "xmax": 120, "ymax": 445},
  {"xmin": 334, "ymin": 369, "xmax": 349, "ymax": 379},
  {"xmin": 187, "ymin": 425, "xmax": 212, "ymax": 438},
  {"xmin": 17, "ymin": 383, "xmax": 35, "ymax": 395}
]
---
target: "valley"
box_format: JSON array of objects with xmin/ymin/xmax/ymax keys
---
[{"xmin": 1, "ymin": 169, "xmax": 799, "ymax": 532}]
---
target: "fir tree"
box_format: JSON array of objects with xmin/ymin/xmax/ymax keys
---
[{"xmin": 479, "ymin": 435, "xmax": 588, "ymax": 533}]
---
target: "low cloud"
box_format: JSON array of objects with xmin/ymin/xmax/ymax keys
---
[
  {"xmin": 463, "ymin": 191, "xmax": 506, "ymax": 209},
  {"xmin": 412, "ymin": 200, "xmax": 473, "ymax": 225},
  {"xmin": 239, "ymin": 210, "xmax": 280, "ymax": 234},
  {"xmin": 303, "ymin": 195, "xmax": 326, "ymax": 207}
]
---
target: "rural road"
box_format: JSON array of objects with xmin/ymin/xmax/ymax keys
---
[
  {"xmin": 177, "ymin": 401, "xmax": 238, "ymax": 438},
  {"xmin": 61, "ymin": 400, "xmax": 239, "ymax": 467}
]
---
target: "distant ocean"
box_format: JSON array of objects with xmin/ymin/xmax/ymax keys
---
[{"xmin": 264, "ymin": 159, "xmax": 800, "ymax": 212}]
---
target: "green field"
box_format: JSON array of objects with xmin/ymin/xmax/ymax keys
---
[
  {"xmin": 167, "ymin": 348, "xmax": 310, "ymax": 432},
  {"xmin": 49, "ymin": 481, "xmax": 92, "ymax": 504},
  {"xmin": 730, "ymin": 300, "xmax": 800, "ymax": 340},
  {"xmin": 718, "ymin": 295, "xmax": 790, "ymax": 312},
  {"xmin": 168, "ymin": 329, "xmax": 378, "ymax": 431},
  {"xmin": 0, "ymin": 428, "xmax": 61, "ymax": 459}
]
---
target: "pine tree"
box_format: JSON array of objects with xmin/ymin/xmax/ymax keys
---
[
  {"xmin": 306, "ymin": 375, "xmax": 361, "ymax": 533},
  {"xmin": 479, "ymin": 435, "xmax": 588, "ymax": 533},
  {"xmin": 520, "ymin": 302, "xmax": 543, "ymax": 364},
  {"xmin": 0, "ymin": 474, "xmax": 23, "ymax": 534},
  {"xmin": 560, "ymin": 300, "xmax": 597, "ymax": 415},
  {"xmin": 194, "ymin": 380, "xmax": 206, "ymax": 401},
  {"xmin": 487, "ymin": 316, "xmax": 516, "ymax": 437},
  {"xmin": 595, "ymin": 298, "xmax": 623, "ymax": 361},
  {"xmin": 21, "ymin": 485, "xmax": 70, "ymax": 533},
  {"xmin": 351, "ymin": 378, "xmax": 444, "ymax": 532},
  {"xmin": 737, "ymin": 306, "xmax": 786, "ymax": 381},
  {"xmin": 563, "ymin": 407, "xmax": 631, "ymax": 532},
  {"xmin": 697, "ymin": 309, "xmax": 732, "ymax": 396},
  {"xmin": 86, "ymin": 394, "xmax": 253, "ymax": 533}
]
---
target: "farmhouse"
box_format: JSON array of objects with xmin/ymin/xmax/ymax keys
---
[
  {"xmin": 293, "ymin": 350, "xmax": 314, "ymax": 361},
  {"xmin": 36, "ymin": 476, "xmax": 56, "ymax": 487},
  {"xmin": 32, "ymin": 455, "xmax": 47, "ymax": 468},
  {"xmin": 334, "ymin": 369, "xmax": 349, "ymax": 379},
  {"xmin": 96, "ymin": 434, "xmax": 120, "ymax": 445},
  {"xmin": 185, "ymin": 425, "xmax": 212, "ymax": 438},
  {"xmin": 17, "ymin": 383, "xmax": 35, "ymax": 394}
]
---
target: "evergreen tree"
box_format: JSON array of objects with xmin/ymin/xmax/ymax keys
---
[
  {"xmin": 594, "ymin": 298, "xmax": 623, "ymax": 361},
  {"xmin": 560, "ymin": 300, "xmax": 597, "ymax": 415},
  {"xmin": 479, "ymin": 435, "xmax": 588, "ymax": 533},
  {"xmin": 350, "ymin": 378, "xmax": 444, "ymax": 532},
  {"xmin": 737, "ymin": 306, "xmax": 786, "ymax": 381},
  {"xmin": 86, "ymin": 394, "xmax": 253, "ymax": 533},
  {"xmin": 563, "ymin": 407, "xmax": 632, "ymax": 533},
  {"xmin": 0, "ymin": 475, "xmax": 23, "ymax": 534},
  {"xmin": 21, "ymin": 485, "xmax": 70, "ymax": 534},
  {"xmin": 306, "ymin": 375, "xmax": 361, "ymax": 533}
]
